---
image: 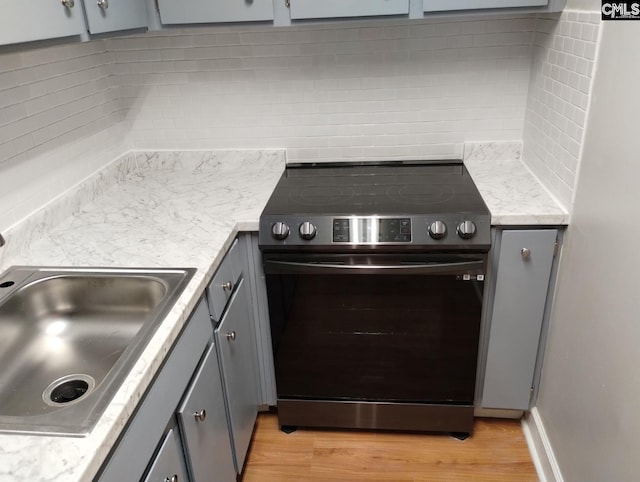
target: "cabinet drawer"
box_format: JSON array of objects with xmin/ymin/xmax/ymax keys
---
[
  {"xmin": 208, "ymin": 239, "xmax": 242, "ymax": 321},
  {"xmin": 177, "ymin": 343, "xmax": 235, "ymax": 482},
  {"xmin": 143, "ymin": 428, "xmax": 189, "ymax": 482}
]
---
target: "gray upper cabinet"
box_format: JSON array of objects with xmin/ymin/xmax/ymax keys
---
[
  {"xmin": 482, "ymin": 229, "xmax": 557, "ymax": 411},
  {"xmin": 177, "ymin": 343, "xmax": 235, "ymax": 482},
  {"xmin": 0, "ymin": 0, "xmax": 86, "ymax": 46},
  {"xmin": 83, "ymin": 0, "xmax": 148, "ymax": 34},
  {"xmin": 215, "ymin": 277, "xmax": 260, "ymax": 474},
  {"xmin": 423, "ymin": 0, "xmax": 547, "ymax": 12},
  {"xmin": 158, "ymin": 0, "xmax": 274, "ymax": 24},
  {"xmin": 290, "ymin": 0, "xmax": 409, "ymax": 19}
]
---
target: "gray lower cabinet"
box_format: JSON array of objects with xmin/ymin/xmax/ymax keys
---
[
  {"xmin": 97, "ymin": 297, "xmax": 235, "ymax": 482},
  {"xmin": 214, "ymin": 276, "xmax": 260, "ymax": 474},
  {"xmin": 158, "ymin": 0, "xmax": 274, "ymax": 24},
  {"xmin": 143, "ymin": 427, "xmax": 189, "ymax": 482},
  {"xmin": 98, "ymin": 297, "xmax": 212, "ymax": 481},
  {"xmin": 482, "ymin": 229, "xmax": 558, "ymax": 410},
  {"xmin": 98, "ymin": 237, "xmax": 262, "ymax": 481},
  {"xmin": 289, "ymin": 0, "xmax": 409, "ymax": 19},
  {"xmin": 177, "ymin": 343, "xmax": 235, "ymax": 482}
]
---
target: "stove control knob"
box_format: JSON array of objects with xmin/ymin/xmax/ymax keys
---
[
  {"xmin": 457, "ymin": 220, "xmax": 477, "ymax": 240},
  {"xmin": 428, "ymin": 220, "xmax": 447, "ymax": 240},
  {"xmin": 299, "ymin": 221, "xmax": 317, "ymax": 241},
  {"xmin": 271, "ymin": 222, "xmax": 290, "ymax": 240}
]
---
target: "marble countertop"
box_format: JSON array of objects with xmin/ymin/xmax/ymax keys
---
[
  {"xmin": 466, "ymin": 158, "xmax": 569, "ymax": 226},
  {"xmin": 0, "ymin": 148, "xmax": 567, "ymax": 482},
  {"xmin": 0, "ymin": 150, "xmax": 286, "ymax": 482}
]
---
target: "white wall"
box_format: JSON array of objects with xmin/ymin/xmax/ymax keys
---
[
  {"xmin": 535, "ymin": 20, "xmax": 640, "ymax": 481},
  {"xmin": 108, "ymin": 16, "xmax": 535, "ymax": 162}
]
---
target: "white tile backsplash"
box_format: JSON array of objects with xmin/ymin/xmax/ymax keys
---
[
  {"xmin": 0, "ymin": 11, "xmax": 602, "ymax": 231},
  {"xmin": 0, "ymin": 41, "xmax": 126, "ymax": 230},
  {"xmin": 522, "ymin": 10, "xmax": 601, "ymax": 208},
  {"xmin": 108, "ymin": 16, "xmax": 535, "ymax": 162}
]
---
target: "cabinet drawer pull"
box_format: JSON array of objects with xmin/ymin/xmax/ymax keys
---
[
  {"xmin": 521, "ymin": 248, "xmax": 531, "ymax": 259},
  {"xmin": 164, "ymin": 475, "xmax": 178, "ymax": 482},
  {"xmin": 61, "ymin": 0, "xmax": 75, "ymax": 8},
  {"xmin": 221, "ymin": 281, "xmax": 233, "ymax": 291},
  {"xmin": 193, "ymin": 409, "xmax": 207, "ymax": 422},
  {"xmin": 226, "ymin": 331, "xmax": 236, "ymax": 341}
]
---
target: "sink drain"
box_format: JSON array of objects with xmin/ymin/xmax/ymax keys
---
[{"xmin": 43, "ymin": 374, "xmax": 96, "ymax": 407}]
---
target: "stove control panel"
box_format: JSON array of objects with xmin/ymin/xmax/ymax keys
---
[
  {"xmin": 259, "ymin": 214, "xmax": 490, "ymax": 250},
  {"xmin": 333, "ymin": 217, "xmax": 411, "ymax": 244}
]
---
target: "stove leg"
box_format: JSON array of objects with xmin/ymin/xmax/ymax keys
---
[
  {"xmin": 450, "ymin": 432, "xmax": 470, "ymax": 441},
  {"xmin": 280, "ymin": 425, "xmax": 297, "ymax": 434}
]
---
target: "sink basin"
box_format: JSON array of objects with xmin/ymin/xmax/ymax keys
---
[{"xmin": 0, "ymin": 266, "xmax": 196, "ymax": 436}]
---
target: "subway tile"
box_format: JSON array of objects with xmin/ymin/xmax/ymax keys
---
[{"xmin": 0, "ymin": 13, "xmax": 601, "ymax": 216}]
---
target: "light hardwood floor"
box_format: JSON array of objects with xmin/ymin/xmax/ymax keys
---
[{"xmin": 242, "ymin": 413, "xmax": 538, "ymax": 482}]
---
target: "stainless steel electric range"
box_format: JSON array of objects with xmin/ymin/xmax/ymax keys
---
[{"xmin": 259, "ymin": 160, "xmax": 490, "ymax": 435}]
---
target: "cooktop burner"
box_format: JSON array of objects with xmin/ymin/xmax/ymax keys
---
[
  {"xmin": 259, "ymin": 160, "xmax": 491, "ymax": 251},
  {"xmin": 292, "ymin": 185, "xmax": 356, "ymax": 207},
  {"xmin": 386, "ymin": 183, "xmax": 455, "ymax": 207}
]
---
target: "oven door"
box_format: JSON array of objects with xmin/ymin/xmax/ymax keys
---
[{"xmin": 263, "ymin": 252, "xmax": 486, "ymax": 406}]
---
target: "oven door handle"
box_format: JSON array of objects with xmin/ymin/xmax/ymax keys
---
[{"xmin": 263, "ymin": 259, "xmax": 485, "ymax": 276}]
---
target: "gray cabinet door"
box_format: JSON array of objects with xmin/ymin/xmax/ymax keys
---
[
  {"xmin": 177, "ymin": 343, "xmax": 235, "ymax": 482},
  {"xmin": 97, "ymin": 298, "xmax": 212, "ymax": 482},
  {"xmin": 83, "ymin": 0, "xmax": 148, "ymax": 34},
  {"xmin": 482, "ymin": 229, "xmax": 557, "ymax": 410},
  {"xmin": 423, "ymin": 0, "xmax": 546, "ymax": 12},
  {"xmin": 215, "ymin": 277, "xmax": 259, "ymax": 474},
  {"xmin": 158, "ymin": 0, "xmax": 274, "ymax": 24},
  {"xmin": 143, "ymin": 427, "xmax": 189, "ymax": 482},
  {"xmin": 290, "ymin": 0, "xmax": 409, "ymax": 19},
  {"xmin": 0, "ymin": 1, "xmax": 86, "ymax": 45}
]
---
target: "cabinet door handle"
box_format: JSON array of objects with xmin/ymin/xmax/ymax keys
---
[
  {"xmin": 97, "ymin": 0, "xmax": 109, "ymax": 9},
  {"xmin": 61, "ymin": 0, "xmax": 75, "ymax": 8},
  {"xmin": 521, "ymin": 248, "xmax": 531, "ymax": 259},
  {"xmin": 226, "ymin": 331, "xmax": 236, "ymax": 341},
  {"xmin": 193, "ymin": 409, "xmax": 206, "ymax": 422},
  {"xmin": 221, "ymin": 281, "xmax": 233, "ymax": 291},
  {"xmin": 164, "ymin": 476, "xmax": 178, "ymax": 482}
]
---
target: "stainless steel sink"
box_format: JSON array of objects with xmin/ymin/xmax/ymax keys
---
[{"xmin": 0, "ymin": 266, "xmax": 196, "ymax": 436}]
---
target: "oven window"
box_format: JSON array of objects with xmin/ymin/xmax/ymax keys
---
[{"xmin": 267, "ymin": 272, "xmax": 484, "ymax": 405}]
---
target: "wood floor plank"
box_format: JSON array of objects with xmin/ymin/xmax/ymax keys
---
[{"xmin": 242, "ymin": 413, "xmax": 538, "ymax": 482}]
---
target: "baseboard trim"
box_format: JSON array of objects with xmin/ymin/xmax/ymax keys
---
[{"xmin": 522, "ymin": 407, "xmax": 564, "ymax": 482}]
